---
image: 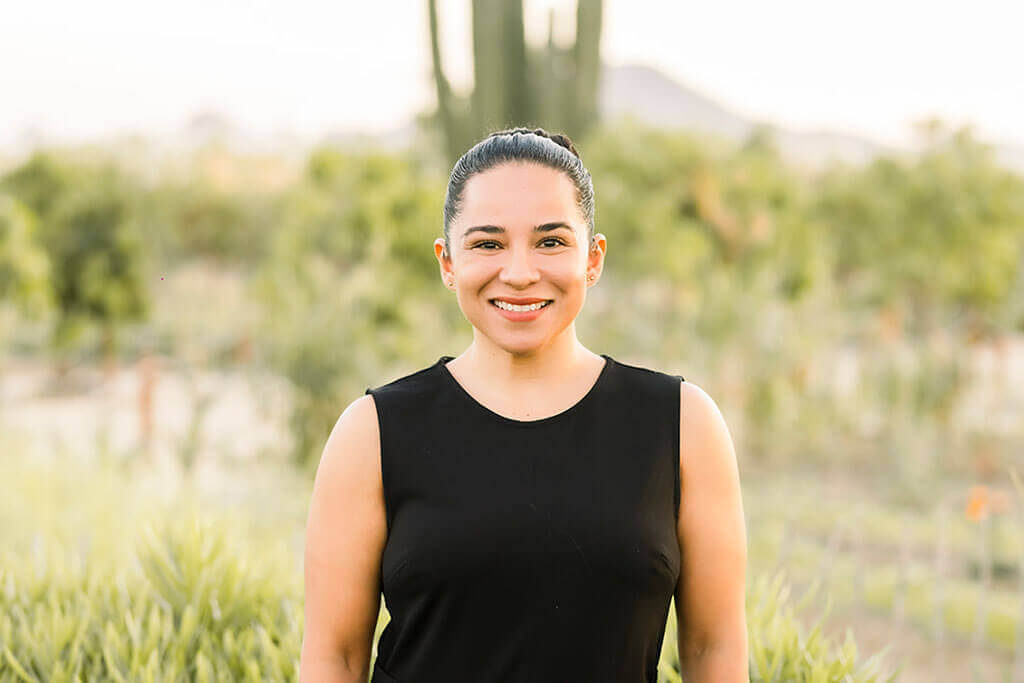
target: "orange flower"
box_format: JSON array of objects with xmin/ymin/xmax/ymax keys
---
[{"xmin": 965, "ymin": 485, "xmax": 990, "ymax": 522}]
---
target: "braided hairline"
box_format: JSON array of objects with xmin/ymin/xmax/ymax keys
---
[{"xmin": 485, "ymin": 126, "xmax": 581, "ymax": 160}]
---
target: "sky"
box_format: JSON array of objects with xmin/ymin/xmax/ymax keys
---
[{"xmin": 1, "ymin": 0, "xmax": 1022, "ymax": 150}]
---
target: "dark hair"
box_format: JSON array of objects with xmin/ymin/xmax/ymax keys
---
[{"xmin": 442, "ymin": 126, "xmax": 595, "ymax": 254}]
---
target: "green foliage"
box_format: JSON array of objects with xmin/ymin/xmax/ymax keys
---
[
  {"xmin": 0, "ymin": 196, "xmax": 52, "ymax": 316},
  {"xmin": 0, "ymin": 514, "xmax": 301, "ymax": 682},
  {"xmin": 286, "ymin": 147, "xmax": 442, "ymax": 280},
  {"xmin": 654, "ymin": 572, "xmax": 896, "ymax": 681},
  {"xmin": 745, "ymin": 573, "xmax": 897, "ymax": 679},
  {"xmin": 254, "ymin": 148, "xmax": 449, "ymax": 469},
  {"xmin": 41, "ymin": 168, "xmax": 149, "ymax": 352},
  {"xmin": 583, "ymin": 121, "xmax": 826, "ymax": 305},
  {"xmin": 815, "ymin": 125, "xmax": 1024, "ymax": 333},
  {"xmin": 158, "ymin": 185, "xmax": 271, "ymax": 264},
  {"xmin": 0, "ymin": 153, "xmax": 71, "ymax": 221},
  {"xmin": 1, "ymin": 156, "xmax": 150, "ymax": 355},
  {"xmin": 0, "ymin": 443, "xmax": 303, "ymax": 682},
  {"xmin": 745, "ymin": 478, "xmax": 1024, "ymax": 657},
  {"xmin": 744, "ymin": 574, "xmax": 898, "ymax": 682},
  {"xmin": 254, "ymin": 248, "xmax": 452, "ymax": 470},
  {"xmin": 3, "ymin": 119, "xmax": 1022, "ymax": 476}
]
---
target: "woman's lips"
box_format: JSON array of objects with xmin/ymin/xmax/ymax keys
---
[
  {"xmin": 489, "ymin": 298, "xmax": 551, "ymax": 304},
  {"xmin": 489, "ymin": 299, "xmax": 553, "ymax": 321}
]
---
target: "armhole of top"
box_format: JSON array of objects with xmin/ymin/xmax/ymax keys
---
[
  {"xmin": 673, "ymin": 375, "xmax": 684, "ymax": 524},
  {"xmin": 363, "ymin": 387, "xmax": 391, "ymax": 542}
]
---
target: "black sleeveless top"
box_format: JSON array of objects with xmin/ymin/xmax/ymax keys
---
[{"xmin": 364, "ymin": 354, "xmax": 684, "ymax": 683}]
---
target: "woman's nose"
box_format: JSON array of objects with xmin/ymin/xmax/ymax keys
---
[{"xmin": 500, "ymin": 247, "xmax": 540, "ymax": 282}]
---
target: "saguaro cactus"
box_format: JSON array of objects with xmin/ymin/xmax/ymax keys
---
[
  {"xmin": 427, "ymin": 0, "xmax": 462, "ymax": 165},
  {"xmin": 571, "ymin": 0, "xmax": 603, "ymax": 135},
  {"xmin": 428, "ymin": 0, "xmax": 604, "ymax": 166}
]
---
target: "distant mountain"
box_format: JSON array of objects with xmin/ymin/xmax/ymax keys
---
[
  {"xmin": 599, "ymin": 62, "xmax": 1024, "ymax": 173},
  {"xmin": 599, "ymin": 63, "xmax": 891, "ymax": 167},
  {"xmin": 599, "ymin": 63, "xmax": 753, "ymax": 141}
]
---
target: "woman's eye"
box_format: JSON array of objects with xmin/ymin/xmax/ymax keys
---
[{"xmin": 473, "ymin": 239, "xmax": 566, "ymax": 250}]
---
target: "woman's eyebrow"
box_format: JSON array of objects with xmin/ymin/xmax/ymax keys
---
[{"xmin": 463, "ymin": 222, "xmax": 573, "ymax": 238}]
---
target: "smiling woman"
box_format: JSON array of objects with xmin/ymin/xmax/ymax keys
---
[{"xmin": 300, "ymin": 127, "xmax": 748, "ymax": 683}]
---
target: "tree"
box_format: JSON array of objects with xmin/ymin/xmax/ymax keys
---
[
  {"xmin": 815, "ymin": 124, "xmax": 1024, "ymax": 339},
  {"xmin": 0, "ymin": 152, "xmax": 71, "ymax": 221},
  {"xmin": 0, "ymin": 195, "xmax": 52, "ymax": 316},
  {"xmin": 40, "ymin": 168, "xmax": 149, "ymax": 374}
]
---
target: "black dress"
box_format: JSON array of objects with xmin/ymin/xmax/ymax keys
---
[{"xmin": 364, "ymin": 354, "xmax": 684, "ymax": 682}]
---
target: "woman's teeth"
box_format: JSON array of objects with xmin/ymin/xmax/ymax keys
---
[{"xmin": 492, "ymin": 300, "xmax": 552, "ymax": 312}]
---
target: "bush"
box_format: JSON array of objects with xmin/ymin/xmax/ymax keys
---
[
  {"xmin": 740, "ymin": 573, "xmax": 898, "ymax": 682},
  {"xmin": 0, "ymin": 509, "xmax": 302, "ymax": 682}
]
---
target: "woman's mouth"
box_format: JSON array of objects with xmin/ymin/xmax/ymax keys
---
[{"xmin": 489, "ymin": 299, "xmax": 553, "ymax": 321}]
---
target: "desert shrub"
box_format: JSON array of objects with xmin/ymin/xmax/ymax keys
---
[{"xmin": 0, "ymin": 511, "xmax": 302, "ymax": 682}]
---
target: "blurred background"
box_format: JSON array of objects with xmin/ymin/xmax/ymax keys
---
[{"xmin": 2, "ymin": 1, "xmax": 1023, "ymax": 681}]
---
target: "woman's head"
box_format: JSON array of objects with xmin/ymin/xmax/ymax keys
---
[{"xmin": 433, "ymin": 127, "xmax": 606, "ymax": 357}]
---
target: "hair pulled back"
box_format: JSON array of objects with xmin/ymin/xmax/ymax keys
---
[{"xmin": 442, "ymin": 127, "xmax": 595, "ymax": 253}]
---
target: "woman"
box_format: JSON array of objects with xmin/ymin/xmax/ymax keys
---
[{"xmin": 300, "ymin": 128, "xmax": 748, "ymax": 682}]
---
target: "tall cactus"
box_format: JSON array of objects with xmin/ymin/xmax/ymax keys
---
[
  {"xmin": 471, "ymin": 0, "xmax": 504, "ymax": 132},
  {"xmin": 428, "ymin": 0, "xmax": 603, "ymax": 166},
  {"xmin": 427, "ymin": 0, "xmax": 462, "ymax": 164},
  {"xmin": 535, "ymin": 7, "xmax": 572, "ymax": 134},
  {"xmin": 572, "ymin": 0, "xmax": 603, "ymax": 135},
  {"xmin": 501, "ymin": 0, "xmax": 531, "ymax": 127}
]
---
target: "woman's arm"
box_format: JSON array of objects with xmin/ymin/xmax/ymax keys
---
[
  {"xmin": 301, "ymin": 394, "xmax": 388, "ymax": 682},
  {"xmin": 674, "ymin": 381, "xmax": 749, "ymax": 682}
]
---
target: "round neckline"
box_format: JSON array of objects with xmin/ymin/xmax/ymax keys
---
[{"xmin": 436, "ymin": 354, "xmax": 614, "ymax": 427}]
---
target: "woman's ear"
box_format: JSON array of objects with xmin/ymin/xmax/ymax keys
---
[
  {"xmin": 435, "ymin": 238, "xmax": 455, "ymax": 285},
  {"xmin": 587, "ymin": 233, "xmax": 606, "ymax": 275}
]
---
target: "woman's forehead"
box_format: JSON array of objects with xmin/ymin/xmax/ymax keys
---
[{"xmin": 460, "ymin": 164, "xmax": 578, "ymax": 225}]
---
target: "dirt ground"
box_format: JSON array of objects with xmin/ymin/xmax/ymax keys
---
[{"xmin": 0, "ymin": 355, "xmax": 293, "ymax": 484}]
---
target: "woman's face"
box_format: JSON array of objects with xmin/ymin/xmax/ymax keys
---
[{"xmin": 435, "ymin": 161, "xmax": 605, "ymax": 355}]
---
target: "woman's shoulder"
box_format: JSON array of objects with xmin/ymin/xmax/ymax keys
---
[
  {"xmin": 677, "ymin": 379, "xmax": 735, "ymax": 474},
  {"xmin": 319, "ymin": 392, "xmax": 382, "ymax": 482},
  {"xmin": 678, "ymin": 380, "xmax": 721, "ymax": 421}
]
